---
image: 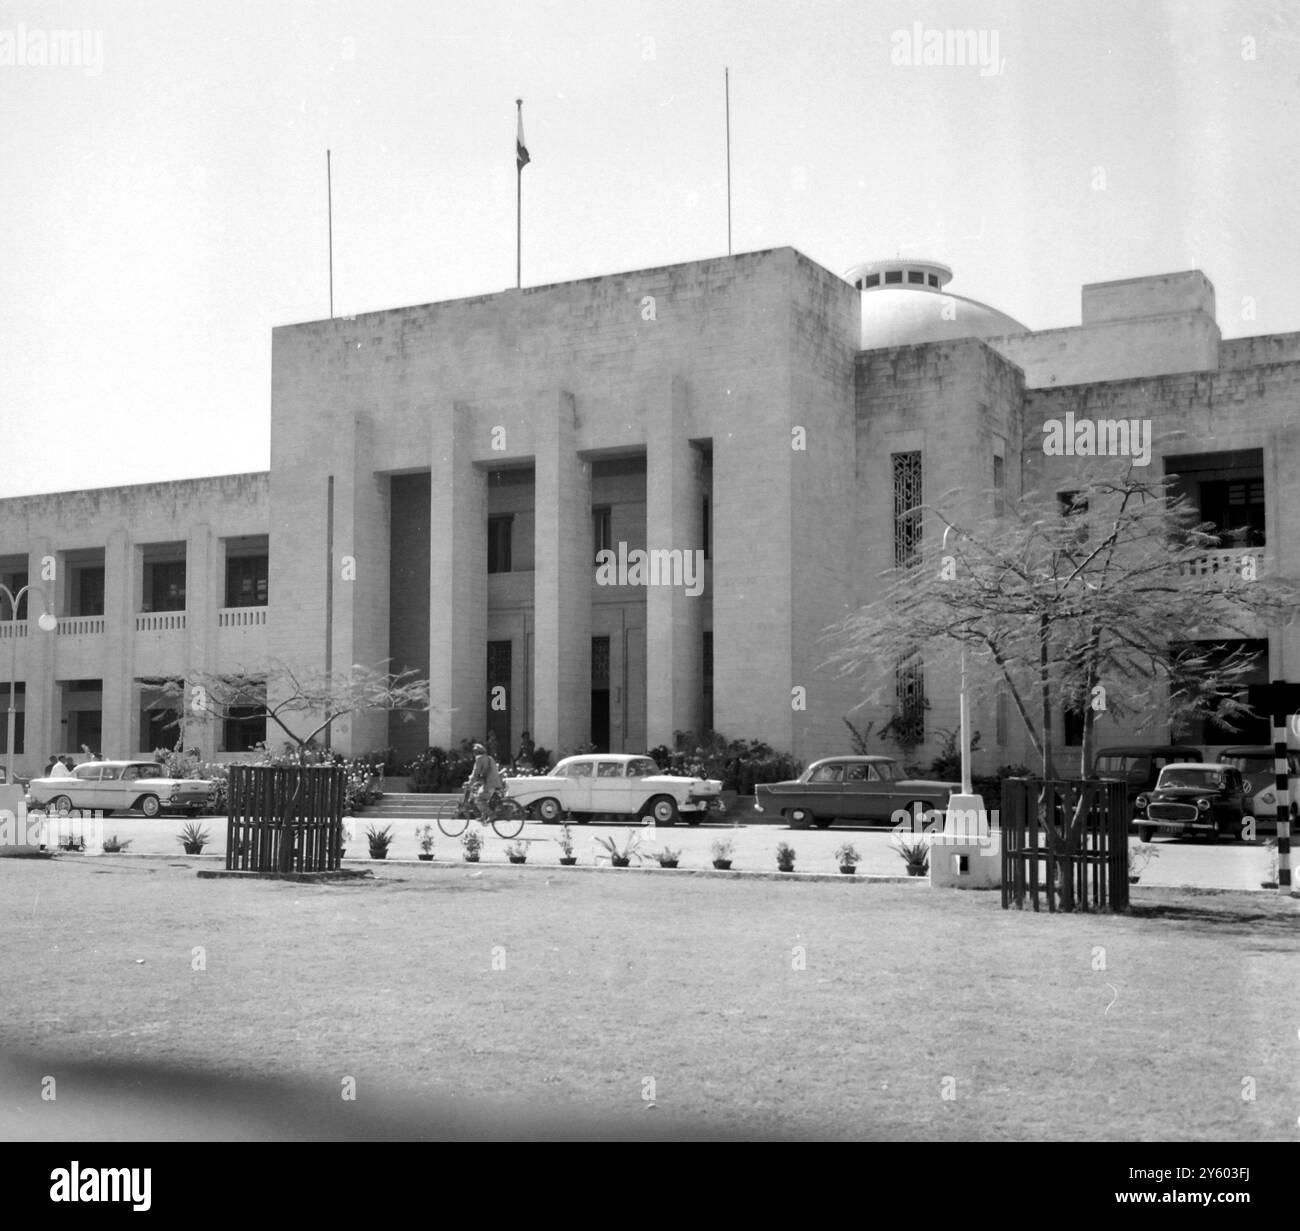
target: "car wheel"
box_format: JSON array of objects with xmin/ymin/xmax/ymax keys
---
[
  {"xmin": 534, "ymin": 797, "xmax": 564, "ymax": 824},
  {"xmin": 787, "ymin": 808, "xmax": 812, "ymax": 829},
  {"xmin": 139, "ymin": 795, "xmax": 162, "ymax": 819},
  {"xmin": 1137, "ymin": 825, "xmax": 1154, "ymax": 843},
  {"xmin": 52, "ymin": 795, "xmax": 73, "ymax": 814},
  {"xmin": 647, "ymin": 796, "xmax": 679, "ymax": 826}
]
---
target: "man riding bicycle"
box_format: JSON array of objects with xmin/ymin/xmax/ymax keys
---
[{"xmin": 466, "ymin": 741, "xmax": 504, "ymax": 820}]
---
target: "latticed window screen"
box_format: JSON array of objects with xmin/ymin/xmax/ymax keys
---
[
  {"xmin": 591, "ymin": 636, "xmax": 610, "ymax": 687},
  {"xmin": 487, "ymin": 640, "xmax": 512, "ymax": 687},
  {"xmin": 892, "ymin": 451, "xmax": 923, "ymax": 568},
  {"xmin": 895, "ymin": 654, "xmax": 925, "ymax": 745}
]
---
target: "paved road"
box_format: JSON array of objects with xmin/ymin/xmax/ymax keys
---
[{"xmin": 24, "ymin": 807, "xmax": 1286, "ymax": 892}]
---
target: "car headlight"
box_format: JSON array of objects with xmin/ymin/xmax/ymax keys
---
[
  {"xmin": 1134, "ymin": 794, "xmax": 1148, "ymax": 812},
  {"xmin": 1196, "ymin": 798, "xmax": 1211, "ymax": 812},
  {"xmin": 1258, "ymin": 789, "xmax": 1274, "ymax": 806}
]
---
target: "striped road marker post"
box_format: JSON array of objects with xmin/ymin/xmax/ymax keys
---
[{"xmin": 1251, "ymin": 681, "xmax": 1300, "ymax": 895}]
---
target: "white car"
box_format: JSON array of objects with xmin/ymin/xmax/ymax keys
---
[
  {"xmin": 27, "ymin": 760, "xmax": 215, "ymax": 818},
  {"xmin": 505, "ymin": 754, "xmax": 723, "ymax": 826}
]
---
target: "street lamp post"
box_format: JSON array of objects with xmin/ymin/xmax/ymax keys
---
[
  {"xmin": 0, "ymin": 583, "xmax": 58, "ymax": 784},
  {"xmin": 941, "ymin": 526, "xmax": 973, "ymax": 796}
]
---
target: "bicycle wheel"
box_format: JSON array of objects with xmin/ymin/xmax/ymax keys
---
[
  {"xmin": 437, "ymin": 810, "xmax": 470, "ymax": 837},
  {"xmin": 491, "ymin": 801, "xmax": 526, "ymax": 839}
]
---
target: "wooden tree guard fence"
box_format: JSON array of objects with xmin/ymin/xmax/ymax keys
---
[
  {"xmin": 226, "ymin": 765, "xmax": 346, "ymax": 874},
  {"xmin": 1001, "ymin": 778, "xmax": 1130, "ymax": 912}
]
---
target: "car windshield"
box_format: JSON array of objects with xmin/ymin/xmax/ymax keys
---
[
  {"xmin": 626, "ymin": 758, "xmax": 658, "ymax": 778},
  {"xmin": 565, "ymin": 761, "xmax": 594, "ymax": 778},
  {"xmin": 1158, "ymin": 768, "xmax": 1225, "ymax": 790},
  {"xmin": 73, "ymin": 766, "xmax": 98, "ymax": 780}
]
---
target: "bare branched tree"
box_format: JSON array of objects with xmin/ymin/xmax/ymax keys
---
[{"xmin": 824, "ymin": 463, "xmax": 1297, "ymax": 910}]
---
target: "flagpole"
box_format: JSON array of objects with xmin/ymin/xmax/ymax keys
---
[
  {"xmin": 327, "ymin": 149, "xmax": 334, "ymax": 318},
  {"xmin": 725, "ymin": 68, "xmax": 732, "ymax": 256},
  {"xmin": 516, "ymin": 99, "xmax": 523, "ymax": 289}
]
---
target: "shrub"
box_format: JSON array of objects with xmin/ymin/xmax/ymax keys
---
[
  {"xmin": 651, "ymin": 731, "xmax": 802, "ymax": 794},
  {"xmin": 775, "ymin": 841, "xmax": 797, "ymax": 872},
  {"xmin": 407, "ymin": 741, "xmax": 478, "ymax": 793}
]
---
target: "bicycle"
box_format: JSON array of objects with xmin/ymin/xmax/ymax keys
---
[{"xmin": 436, "ymin": 783, "xmax": 527, "ymax": 839}]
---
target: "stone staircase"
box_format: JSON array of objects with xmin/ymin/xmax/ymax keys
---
[{"xmin": 354, "ymin": 792, "xmax": 459, "ymax": 821}]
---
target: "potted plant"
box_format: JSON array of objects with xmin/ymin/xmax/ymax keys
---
[
  {"xmin": 102, "ymin": 834, "xmax": 132, "ymax": 854},
  {"xmin": 834, "ymin": 841, "xmax": 861, "ymax": 875},
  {"xmin": 1261, "ymin": 837, "xmax": 1279, "ymax": 889},
  {"xmin": 1127, "ymin": 841, "xmax": 1159, "ymax": 884},
  {"xmin": 653, "ymin": 845, "xmax": 681, "ymax": 869},
  {"xmin": 57, "ymin": 834, "xmax": 85, "ymax": 853},
  {"xmin": 891, "ymin": 835, "xmax": 929, "ymax": 877},
  {"xmin": 775, "ymin": 841, "xmax": 797, "ymax": 872},
  {"xmin": 366, "ymin": 823, "xmax": 394, "ymax": 860},
  {"xmin": 461, "ymin": 825, "xmax": 484, "ymax": 863},
  {"xmin": 593, "ymin": 830, "xmax": 643, "ymax": 867},
  {"xmin": 415, "ymin": 824, "xmax": 436, "ymax": 861},
  {"xmin": 178, "ymin": 821, "xmax": 210, "ymax": 856},
  {"xmin": 505, "ymin": 841, "xmax": 528, "ymax": 864},
  {"xmin": 555, "ymin": 823, "xmax": 577, "ymax": 866},
  {"xmin": 711, "ymin": 836, "xmax": 734, "ymax": 870}
]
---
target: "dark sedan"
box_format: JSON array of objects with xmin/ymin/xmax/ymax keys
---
[
  {"xmin": 753, "ymin": 755, "xmax": 958, "ymax": 829},
  {"xmin": 1135, "ymin": 763, "xmax": 1247, "ymax": 842}
]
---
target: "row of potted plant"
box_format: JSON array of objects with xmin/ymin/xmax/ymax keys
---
[{"xmin": 359, "ymin": 826, "xmax": 935, "ymax": 876}]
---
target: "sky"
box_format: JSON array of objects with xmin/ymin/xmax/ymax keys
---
[{"xmin": 2, "ymin": 0, "xmax": 1298, "ymax": 497}]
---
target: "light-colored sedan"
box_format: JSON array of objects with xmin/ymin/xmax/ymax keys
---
[
  {"xmin": 505, "ymin": 754, "xmax": 723, "ymax": 826},
  {"xmin": 27, "ymin": 760, "xmax": 214, "ymax": 818}
]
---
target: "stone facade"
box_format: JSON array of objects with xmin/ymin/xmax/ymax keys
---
[{"xmin": 0, "ymin": 247, "xmax": 1295, "ymax": 776}]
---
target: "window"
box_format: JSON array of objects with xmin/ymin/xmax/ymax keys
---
[
  {"xmin": 865, "ymin": 273, "xmax": 880, "ymax": 288},
  {"xmin": 0, "ymin": 570, "xmax": 27, "ymax": 620},
  {"xmin": 1063, "ymin": 700, "xmax": 1086, "ymax": 747},
  {"xmin": 892, "ymin": 452, "xmax": 923, "ymax": 569},
  {"xmin": 592, "ymin": 506, "xmax": 612, "ymax": 563},
  {"xmin": 701, "ymin": 495, "xmax": 711, "ymax": 560},
  {"xmin": 221, "ymin": 679, "xmax": 267, "ymax": 752},
  {"xmin": 145, "ymin": 560, "xmax": 186, "ymax": 612},
  {"xmin": 1200, "ymin": 478, "xmax": 1265, "ymax": 547},
  {"xmin": 908, "ymin": 270, "xmax": 924, "ymax": 284},
  {"xmin": 927, "ymin": 274, "xmax": 939, "ymax": 288},
  {"xmin": 566, "ymin": 760, "xmax": 595, "ymax": 778},
  {"xmin": 895, "ymin": 655, "xmax": 926, "ymax": 745},
  {"xmin": 72, "ymin": 567, "xmax": 105, "ymax": 617},
  {"xmin": 487, "ymin": 515, "xmax": 513, "ymax": 574},
  {"xmin": 809, "ymin": 764, "xmax": 844, "ymax": 782},
  {"xmin": 591, "ymin": 636, "xmax": 610, "ymax": 687},
  {"xmin": 0, "ymin": 683, "xmax": 24, "ymax": 754},
  {"xmin": 993, "ymin": 453, "xmax": 1005, "ymax": 517},
  {"xmin": 226, "ymin": 554, "xmax": 268, "ymax": 607},
  {"xmin": 596, "ymin": 761, "xmax": 623, "ymax": 777},
  {"xmin": 1057, "ymin": 491, "xmax": 1089, "ymax": 547},
  {"xmin": 885, "ymin": 270, "xmax": 903, "ymax": 284},
  {"xmin": 140, "ymin": 703, "xmax": 179, "ymax": 752}
]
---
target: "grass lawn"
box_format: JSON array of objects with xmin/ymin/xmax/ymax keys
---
[{"xmin": 1, "ymin": 857, "xmax": 1297, "ymax": 1141}]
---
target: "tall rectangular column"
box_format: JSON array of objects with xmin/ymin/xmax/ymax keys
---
[
  {"xmin": 429, "ymin": 401, "xmax": 487, "ymax": 747},
  {"xmin": 646, "ymin": 377, "xmax": 703, "ymax": 746},
  {"xmin": 533, "ymin": 390, "xmax": 591, "ymax": 755},
  {"xmin": 102, "ymin": 529, "xmax": 133, "ymax": 757}
]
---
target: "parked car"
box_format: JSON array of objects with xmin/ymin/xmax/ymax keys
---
[
  {"xmin": 1215, "ymin": 746, "xmax": 1300, "ymax": 829},
  {"xmin": 0, "ymin": 766, "xmax": 30, "ymax": 789},
  {"xmin": 753, "ymin": 755, "xmax": 959, "ymax": 829},
  {"xmin": 504, "ymin": 753, "xmax": 723, "ymax": 825},
  {"xmin": 1134, "ymin": 763, "xmax": 1246, "ymax": 842},
  {"xmin": 26, "ymin": 760, "xmax": 215, "ymax": 817},
  {"xmin": 1092, "ymin": 745, "xmax": 1203, "ymax": 823}
]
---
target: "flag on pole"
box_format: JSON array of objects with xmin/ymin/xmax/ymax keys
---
[{"xmin": 516, "ymin": 102, "xmax": 530, "ymax": 171}]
